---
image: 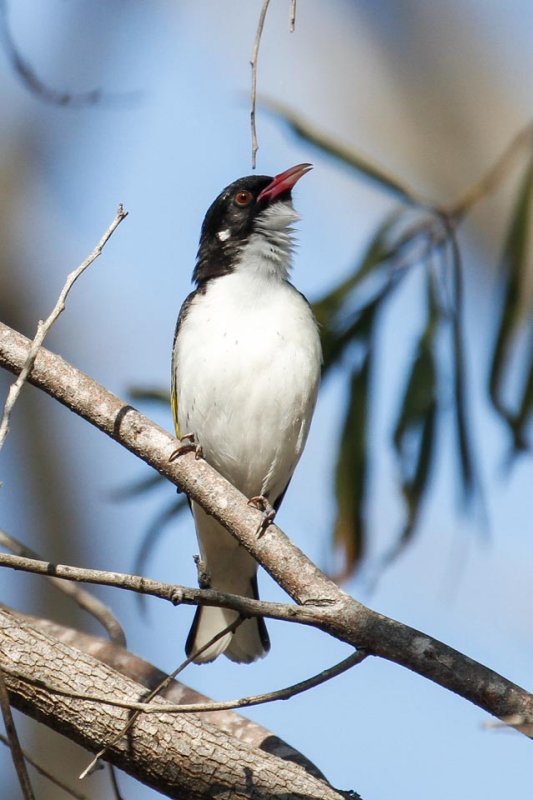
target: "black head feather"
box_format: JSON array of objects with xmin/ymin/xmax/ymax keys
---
[{"xmin": 193, "ymin": 174, "xmax": 292, "ymax": 286}]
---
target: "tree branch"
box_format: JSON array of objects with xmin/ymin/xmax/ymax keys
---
[
  {"xmin": 0, "ymin": 608, "xmax": 348, "ymax": 800},
  {"xmin": 0, "ymin": 529, "xmax": 126, "ymax": 646},
  {"xmin": 0, "ymin": 320, "xmax": 532, "ymax": 734},
  {"xmin": 79, "ymin": 617, "xmax": 246, "ymax": 780},
  {"xmin": 289, "ymin": 0, "xmax": 297, "ymax": 32},
  {"xmin": 0, "ymin": 551, "xmax": 321, "ymax": 626}
]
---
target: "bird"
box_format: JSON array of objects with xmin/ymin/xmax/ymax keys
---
[{"xmin": 171, "ymin": 163, "xmax": 322, "ymax": 663}]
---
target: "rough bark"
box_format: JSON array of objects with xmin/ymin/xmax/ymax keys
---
[
  {"xmin": 0, "ymin": 608, "xmax": 350, "ymax": 799},
  {"xmin": 12, "ymin": 608, "xmax": 328, "ymax": 781}
]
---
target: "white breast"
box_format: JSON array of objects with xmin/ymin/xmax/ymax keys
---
[{"xmin": 173, "ymin": 271, "xmax": 321, "ymax": 502}]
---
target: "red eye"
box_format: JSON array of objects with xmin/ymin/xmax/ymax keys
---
[{"xmin": 234, "ymin": 190, "xmax": 253, "ymax": 206}]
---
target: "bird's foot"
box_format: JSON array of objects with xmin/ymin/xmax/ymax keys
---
[
  {"xmin": 169, "ymin": 432, "xmax": 203, "ymax": 462},
  {"xmin": 193, "ymin": 554, "xmax": 211, "ymax": 589},
  {"xmin": 247, "ymin": 495, "xmax": 276, "ymax": 537}
]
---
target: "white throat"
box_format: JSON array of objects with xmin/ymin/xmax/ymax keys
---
[{"xmin": 235, "ymin": 201, "xmax": 299, "ymax": 281}]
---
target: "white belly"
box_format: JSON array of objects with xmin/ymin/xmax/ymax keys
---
[{"xmin": 173, "ymin": 273, "xmax": 321, "ymax": 502}]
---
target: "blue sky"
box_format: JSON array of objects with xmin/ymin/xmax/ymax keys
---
[{"xmin": 1, "ymin": 2, "xmax": 532, "ymax": 798}]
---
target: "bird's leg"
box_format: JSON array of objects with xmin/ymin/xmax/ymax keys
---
[
  {"xmin": 169, "ymin": 432, "xmax": 203, "ymax": 462},
  {"xmin": 247, "ymin": 495, "xmax": 276, "ymax": 537},
  {"xmin": 193, "ymin": 554, "xmax": 211, "ymax": 589}
]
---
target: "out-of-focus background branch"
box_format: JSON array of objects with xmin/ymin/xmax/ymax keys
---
[{"xmin": 0, "ymin": 2, "xmax": 532, "ymax": 798}]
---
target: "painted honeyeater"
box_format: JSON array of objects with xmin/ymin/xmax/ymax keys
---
[{"xmin": 171, "ymin": 164, "xmax": 322, "ymax": 663}]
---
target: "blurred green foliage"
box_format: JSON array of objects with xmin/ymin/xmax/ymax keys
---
[{"xmin": 281, "ymin": 109, "xmax": 532, "ymax": 576}]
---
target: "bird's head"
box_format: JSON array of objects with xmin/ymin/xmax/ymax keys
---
[{"xmin": 193, "ymin": 163, "xmax": 312, "ymax": 285}]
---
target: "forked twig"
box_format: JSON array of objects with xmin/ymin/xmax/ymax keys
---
[{"xmin": 0, "ymin": 205, "xmax": 127, "ymax": 452}]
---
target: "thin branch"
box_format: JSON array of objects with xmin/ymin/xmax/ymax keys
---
[
  {"xmin": 250, "ymin": 0, "xmax": 271, "ymax": 169},
  {"xmin": 0, "ymin": 732, "xmax": 87, "ymax": 800},
  {"xmin": 0, "ymin": 205, "xmax": 127, "ymax": 451},
  {"xmin": 0, "ymin": 551, "xmax": 309, "ymax": 626},
  {"xmin": 1, "ymin": 322, "xmax": 532, "ymax": 732},
  {"xmin": 0, "ymin": 668, "xmax": 35, "ymax": 800},
  {"xmin": 0, "ymin": 529, "xmax": 126, "ymax": 646},
  {"xmin": 5, "ymin": 648, "xmax": 366, "ymax": 719},
  {"xmin": 289, "ymin": 0, "xmax": 297, "ymax": 32}
]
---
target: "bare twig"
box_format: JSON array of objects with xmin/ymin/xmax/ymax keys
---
[
  {"xmin": 250, "ymin": 0, "xmax": 271, "ymax": 168},
  {"xmin": 0, "ymin": 551, "xmax": 307, "ymax": 626},
  {"xmin": 5, "ymin": 647, "xmax": 366, "ymax": 719},
  {"xmin": 0, "ymin": 668, "xmax": 35, "ymax": 800},
  {"xmin": 483, "ymin": 715, "xmax": 533, "ymax": 737},
  {"xmin": 289, "ymin": 0, "xmax": 297, "ymax": 32},
  {"xmin": 0, "ymin": 733, "xmax": 87, "ymax": 799},
  {"xmin": 0, "ymin": 530, "xmax": 126, "ymax": 646},
  {"xmin": 0, "ymin": 205, "xmax": 127, "ymax": 451}
]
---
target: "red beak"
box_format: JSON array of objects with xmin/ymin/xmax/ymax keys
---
[{"xmin": 257, "ymin": 163, "xmax": 312, "ymax": 203}]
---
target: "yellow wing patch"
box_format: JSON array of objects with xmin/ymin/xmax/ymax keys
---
[{"xmin": 170, "ymin": 371, "xmax": 180, "ymax": 438}]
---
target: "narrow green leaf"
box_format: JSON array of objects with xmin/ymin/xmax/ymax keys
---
[
  {"xmin": 489, "ymin": 157, "xmax": 533, "ymax": 433},
  {"xmin": 401, "ymin": 401, "xmax": 438, "ymax": 535},
  {"xmin": 313, "ymin": 213, "xmax": 401, "ymax": 329},
  {"xmin": 383, "ymin": 401, "xmax": 438, "ymax": 571},
  {"xmin": 511, "ymin": 326, "xmax": 533, "ymax": 451},
  {"xmin": 315, "ymin": 211, "xmax": 442, "ymax": 378},
  {"xmin": 447, "ymin": 230, "xmax": 478, "ymax": 500},
  {"xmin": 393, "ymin": 345, "xmax": 436, "ymax": 462},
  {"xmin": 128, "ymin": 387, "xmax": 170, "ymax": 405},
  {"xmin": 393, "ymin": 268, "xmax": 438, "ymax": 450},
  {"xmin": 332, "ymin": 348, "xmax": 373, "ymax": 577},
  {"xmin": 388, "ymin": 269, "xmax": 439, "ymax": 563},
  {"xmin": 319, "ymin": 264, "xmax": 403, "ymax": 376}
]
